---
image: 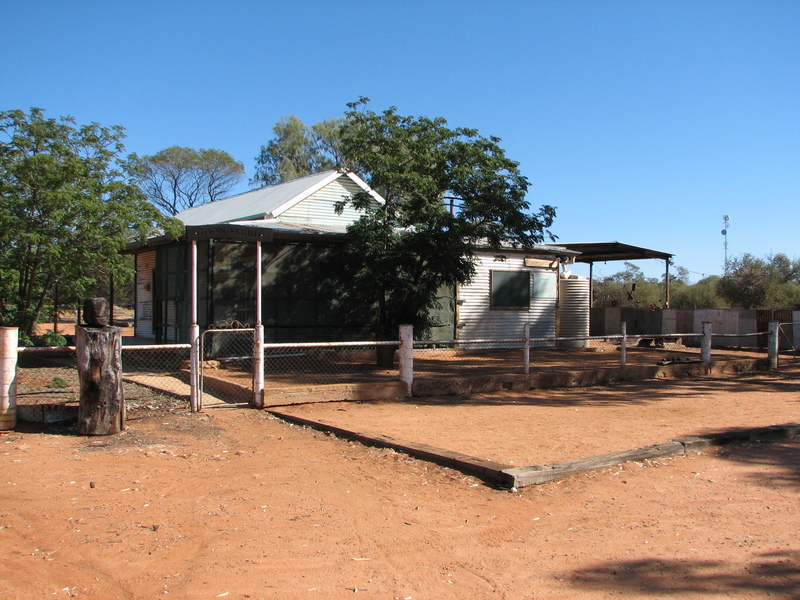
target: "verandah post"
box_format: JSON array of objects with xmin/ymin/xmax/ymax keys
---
[
  {"xmin": 189, "ymin": 239, "xmax": 200, "ymax": 413},
  {"xmin": 253, "ymin": 240, "xmax": 265, "ymax": 408},
  {"xmin": 620, "ymin": 321, "xmax": 627, "ymax": 368}
]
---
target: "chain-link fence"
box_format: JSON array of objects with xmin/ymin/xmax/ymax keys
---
[
  {"xmin": 200, "ymin": 327, "xmax": 255, "ymax": 405},
  {"xmin": 15, "ymin": 343, "xmax": 192, "ymax": 422},
  {"xmin": 411, "ymin": 333, "xmax": 718, "ymax": 376},
  {"xmin": 8, "ymin": 320, "xmax": 789, "ymax": 423},
  {"xmin": 263, "ymin": 341, "xmax": 398, "ymax": 386},
  {"xmin": 777, "ymin": 322, "xmax": 800, "ymax": 370}
]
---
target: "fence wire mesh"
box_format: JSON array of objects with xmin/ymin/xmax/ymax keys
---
[
  {"xmin": 411, "ymin": 334, "xmax": 719, "ymax": 376},
  {"xmin": 10, "ymin": 322, "xmax": 787, "ymax": 423},
  {"xmin": 777, "ymin": 322, "xmax": 800, "ymax": 370},
  {"xmin": 200, "ymin": 328, "xmax": 255, "ymax": 404},
  {"xmin": 121, "ymin": 345, "xmax": 191, "ymax": 405},
  {"xmin": 15, "ymin": 344, "xmax": 192, "ymax": 422},
  {"xmin": 263, "ymin": 342, "xmax": 396, "ymax": 386}
]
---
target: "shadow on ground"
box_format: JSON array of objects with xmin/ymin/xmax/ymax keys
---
[
  {"xmin": 564, "ymin": 551, "xmax": 800, "ymax": 598},
  {"xmin": 564, "ymin": 439, "xmax": 800, "ymax": 597}
]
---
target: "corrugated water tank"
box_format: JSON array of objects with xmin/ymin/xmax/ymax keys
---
[{"xmin": 557, "ymin": 275, "xmax": 590, "ymax": 348}]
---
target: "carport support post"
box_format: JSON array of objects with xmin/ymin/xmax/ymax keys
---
[
  {"xmin": 523, "ymin": 323, "xmax": 530, "ymax": 375},
  {"xmin": 399, "ymin": 324, "xmax": 413, "ymax": 393},
  {"xmin": 620, "ymin": 321, "xmax": 627, "ymax": 368},
  {"xmin": 701, "ymin": 321, "xmax": 712, "ymax": 364},
  {"xmin": 768, "ymin": 320, "xmax": 779, "ymax": 370},
  {"xmin": 253, "ymin": 241, "xmax": 265, "ymax": 408},
  {"xmin": 189, "ymin": 240, "xmax": 200, "ymax": 413}
]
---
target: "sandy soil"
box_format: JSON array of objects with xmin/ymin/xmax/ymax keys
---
[{"xmin": 1, "ymin": 371, "xmax": 799, "ymax": 600}]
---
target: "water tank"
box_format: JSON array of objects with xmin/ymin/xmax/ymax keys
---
[{"xmin": 557, "ymin": 276, "xmax": 590, "ymax": 348}]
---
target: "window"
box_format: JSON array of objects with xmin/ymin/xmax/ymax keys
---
[{"xmin": 491, "ymin": 270, "xmax": 530, "ymax": 308}]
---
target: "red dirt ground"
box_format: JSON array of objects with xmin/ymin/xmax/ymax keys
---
[{"xmin": 1, "ymin": 368, "xmax": 799, "ymax": 599}]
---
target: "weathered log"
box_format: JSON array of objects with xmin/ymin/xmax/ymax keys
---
[
  {"xmin": 76, "ymin": 325, "xmax": 124, "ymax": 435},
  {"xmin": 83, "ymin": 298, "xmax": 110, "ymax": 327}
]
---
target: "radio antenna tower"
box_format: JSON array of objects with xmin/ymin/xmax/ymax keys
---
[{"xmin": 721, "ymin": 215, "xmax": 730, "ymax": 273}]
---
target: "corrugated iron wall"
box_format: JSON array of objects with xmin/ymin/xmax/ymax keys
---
[
  {"xmin": 457, "ymin": 254, "xmax": 558, "ymax": 341},
  {"xmin": 280, "ymin": 177, "xmax": 368, "ymax": 226}
]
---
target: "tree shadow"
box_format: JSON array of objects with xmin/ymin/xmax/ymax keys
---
[
  {"xmin": 565, "ymin": 439, "xmax": 800, "ymax": 597},
  {"xmin": 565, "ymin": 552, "xmax": 800, "ymax": 598},
  {"xmin": 714, "ymin": 437, "xmax": 800, "ymax": 490}
]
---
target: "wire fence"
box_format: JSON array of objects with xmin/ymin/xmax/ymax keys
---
[
  {"xmin": 9, "ymin": 322, "xmax": 792, "ymax": 421},
  {"xmin": 200, "ymin": 328, "xmax": 255, "ymax": 405},
  {"xmin": 15, "ymin": 344, "xmax": 192, "ymax": 422},
  {"xmin": 777, "ymin": 321, "xmax": 800, "ymax": 370},
  {"xmin": 263, "ymin": 341, "xmax": 398, "ymax": 386}
]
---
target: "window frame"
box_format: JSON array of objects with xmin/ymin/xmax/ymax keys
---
[{"xmin": 489, "ymin": 270, "xmax": 531, "ymax": 310}]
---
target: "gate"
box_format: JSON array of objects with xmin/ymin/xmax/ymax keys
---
[{"xmin": 199, "ymin": 321, "xmax": 256, "ymax": 409}]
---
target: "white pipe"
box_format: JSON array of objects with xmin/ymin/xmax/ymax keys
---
[{"xmin": 190, "ymin": 240, "xmax": 200, "ymax": 412}]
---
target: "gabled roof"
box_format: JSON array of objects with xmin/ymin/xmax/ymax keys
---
[{"xmin": 176, "ymin": 170, "xmax": 382, "ymax": 226}]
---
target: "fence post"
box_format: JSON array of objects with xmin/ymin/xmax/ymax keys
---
[
  {"xmin": 190, "ymin": 324, "xmax": 200, "ymax": 412},
  {"xmin": 701, "ymin": 321, "xmax": 712, "ymax": 364},
  {"xmin": 399, "ymin": 324, "xmax": 413, "ymax": 394},
  {"xmin": 620, "ymin": 321, "xmax": 627, "ymax": 368},
  {"xmin": 253, "ymin": 324, "xmax": 265, "ymax": 408},
  {"xmin": 523, "ymin": 323, "xmax": 530, "ymax": 375},
  {"xmin": 0, "ymin": 327, "xmax": 18, "ymax": 430},
  {"xmin": 768, "ymin": 320, "xmax": 779, "ymax": 370}
]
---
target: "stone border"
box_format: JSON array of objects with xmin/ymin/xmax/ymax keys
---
[{"xmin": 268, "ymin": 407, "xmax": 800, "ymax": 490}]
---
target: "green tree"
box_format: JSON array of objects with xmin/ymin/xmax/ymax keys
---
[
  {"xmin": 670, "ymin": 275, "xmax": 728, "ymax": 309},
  {"xmin": 0, "ymin": 108, "xmax": 180, "ymax": 338},
  {"xmin": 335, "ymin": 99, "xmax": 556, "ymax": 363},
  {"xmin": 130, "ymin": 146, "xmax": 245, "ymax": 215},
  {"xmin": 592, "ymin": 262, "xmax": 666, "ymax": 308},
  {"xmin": 716, "ymin": 253, "xmax": 800, "ymax": 309},
  {"xmin": 252, "ymin": 115, "xmax": 347, "ymax": 186}
]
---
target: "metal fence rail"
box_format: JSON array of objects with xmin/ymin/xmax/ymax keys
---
[{"xmin": 7, "ymin": 319, "xmax": 789, "ymax": 420}]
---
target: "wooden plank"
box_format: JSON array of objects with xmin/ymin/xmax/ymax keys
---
[
  {"xmin": 502, "ymin": 441, "xmax": 686, "ymax": 487},
  {"xmin": 268, "ymin": 409, "xmax": 512, "ymax": 483}
]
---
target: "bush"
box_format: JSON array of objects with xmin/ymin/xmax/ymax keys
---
[{"xmin": 38, "ymin": 331, "xmax": 68, "ymax": 347}]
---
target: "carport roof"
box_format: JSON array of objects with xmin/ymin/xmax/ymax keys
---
[{"xmin": 553, "ymin": 241, "xmax": 673, "ymax": 263}]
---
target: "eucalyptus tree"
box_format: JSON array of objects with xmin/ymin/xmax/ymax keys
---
[
  {"xmin": 717, "ymin": 253, "xmax": 800, "ymax": 309},
  {"xmin": 131, "ymin": 146, "xmax": 245, "ymax": 215},
  {"xmin": 252, "ymin": 115, "xmax": 347, "ymax": 185}
]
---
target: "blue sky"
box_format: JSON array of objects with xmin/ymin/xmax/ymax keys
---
[{"xmin": 3, "ymin": 0, "xmax": 798, "ymax": 282}]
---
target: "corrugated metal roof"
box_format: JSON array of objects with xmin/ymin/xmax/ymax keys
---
[
  {"xmin": 176, "ymin": 170, "xmax": 343, "ymax": 226},
  {"xmin": 553, "ymin": 241, "xmax": 673, "ymax": 262}
]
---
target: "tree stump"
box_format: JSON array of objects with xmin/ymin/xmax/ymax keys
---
[{"xmin": 76, "ymin": 324, "xmax": 125, "ymax": 435}]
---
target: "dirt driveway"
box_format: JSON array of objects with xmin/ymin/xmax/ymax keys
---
[{"xmin": 1, "ymin": 369, "xmax": 799, "ymax": 599}]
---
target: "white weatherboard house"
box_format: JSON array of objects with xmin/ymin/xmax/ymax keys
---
[{"xmin": 131, "ymin": 170, "xmax": 582, "ymax": 344}]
